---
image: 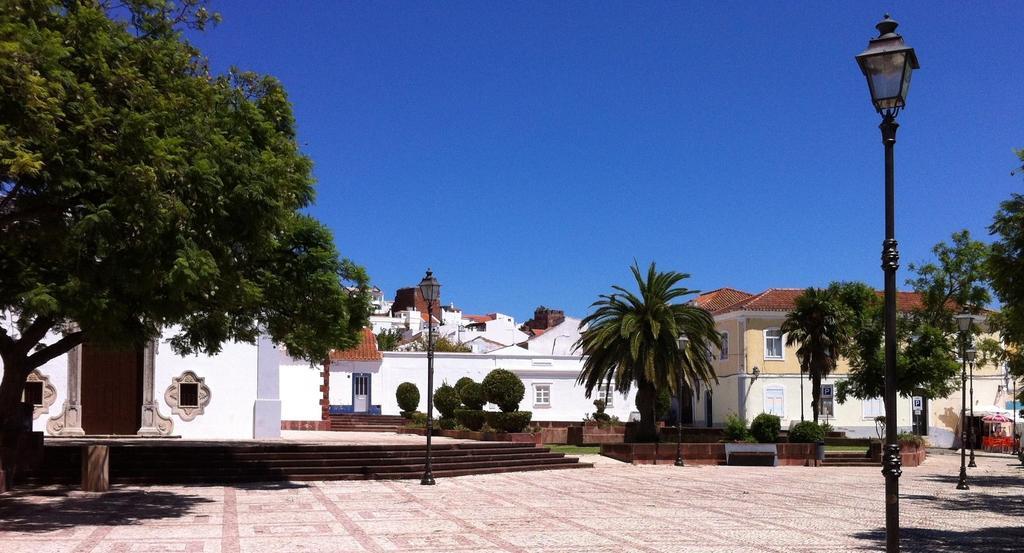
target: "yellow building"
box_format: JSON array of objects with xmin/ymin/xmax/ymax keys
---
[{"xmin": 690, "ymin": 287, "xmax": 1016, "ymax": 448}]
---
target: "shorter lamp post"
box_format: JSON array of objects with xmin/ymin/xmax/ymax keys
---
[
  {"xmin": 967, "ymin": 345, "xmax": 978, "ymax": 468},
  {"xmin": 1014, "ymin": 376, "xmax": 1020, "ymax": 456},
  {"xmin": 954, "ymin": 308, "xmax": 975, "ymax": 490},
  {"xmin": 675, "ymin": 335, "xmax": 689, "ymax": 467},
  {"xmin": 418, "ymin": 269, "xmax": 441, "ymax": 486}
]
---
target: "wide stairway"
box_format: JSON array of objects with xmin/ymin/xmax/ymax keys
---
[
  {"xmin": 21, "ymin": 441, "xmax": 591, "ymax": 485},
  {"xmin": 821, "ymin": 450, "xmax": 877, "ymax": 467},
  {"xmin": 329, "ymin": 413, "xmax": 407, "ymax": 432}
]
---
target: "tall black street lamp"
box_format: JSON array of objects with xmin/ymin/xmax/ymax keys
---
[
  {"xmin": 967, "ymin": 345, "xmax": 978, "ymax": 468},
  {"xmin": 855, "ymin": 14, "xmax": 919, "ymax": 553},
  {"xmin": 675, "ymin": 335, "xmax": 689, "ymax": 467},
  {"xmin": 418, "ymin": 269, "xmax": 441, "ymax": 486},
  {"xmin": 954, "ymin": 308, "xmax": 976, "ymax": 490}
]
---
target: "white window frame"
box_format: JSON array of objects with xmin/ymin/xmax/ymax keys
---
[
  {"xmin": 763, "ymin": 384, "xmax": 786, "ymax": 417},
  {"xmin": 720, "ymin": 332, "xmax": 729, "ymax": 360},
  {"xmin": 862, "ymin": 397, "xmax": 885, "ymax": 420},
  {"xmin": 533, "ymin": 383, "xmax": 551, "ymax": 408},
  {"xmin": 597, "ymin": 383, "xmax": 614, "ymax": 407},
  {"xmin": 763, "ymin": 328, "xmax": 784, "ymax": 360}
]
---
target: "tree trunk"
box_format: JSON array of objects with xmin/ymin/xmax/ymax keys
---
[
  {"xmin": 632, "ymin": 382, "xmax": 659, "ymax": 443},
  {"xmin": 0, "ymin": 356, "xmax": 31, "ymax": 431},
  {"xmin": 811, "ymin": 371, "xmax": 821, "ymax": 424}
]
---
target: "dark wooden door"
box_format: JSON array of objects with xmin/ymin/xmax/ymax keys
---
[{"xmin": 81, "ymin": 344, "xmax": 143, "ymax": 435}]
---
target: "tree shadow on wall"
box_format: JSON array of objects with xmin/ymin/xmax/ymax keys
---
[
  {"xmin": 852, "ymin": 526, "xmax": 1024, "ymax": 553},
  {"xmin": 0, "ymin": 487, "xmax": 216, "ymax": 532}
]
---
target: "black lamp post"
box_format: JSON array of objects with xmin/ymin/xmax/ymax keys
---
[
  {"xmin": 675, "ymin": 335, "xmax": 689, "ymax": 467},
  {"xmin": 418, "ymin": 269, "xmax": 441, "ymax": 486},
  {"xmin": 954, "ymin": 308, "xmax": 976, "ymax": 490},
  {"xmin": 855, "ymin": 14, "xmax": 919, "ymax": 553},
  {"xmin": 1014, "ymin": 376, "xmax": 1020, "ymax": 456},
  {"xmin": 966, "ymin": 345, "xmax": 978, "ymax": 468}
]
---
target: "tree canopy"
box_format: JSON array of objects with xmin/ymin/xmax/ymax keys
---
[
  {"xmin": 576, "ymin": 262, "xmax": 720, "ymax": 443},
  {"xmin": 781, "ymin": 287, "xmax": 850, "ymax": 423},
  {"xmin": 0, "ymin": 0, "xmax": 369, "ymax": 425},
  {"xmin": 989, "ymin": 176, "xmax": 1024, "ymax": 379}
]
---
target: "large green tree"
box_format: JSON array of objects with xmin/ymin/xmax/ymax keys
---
[
  {"xmin": 989, "ymin": 172, "xmax": 1024, "ymax": 384},
  {"xmin": 833, "ymin": 231, "xmax": 991, "ymax": 405},
  {"xmin": 576, "ymin": 262, "xmax": 720, "ymax": 443},
  {"xmin": 780, "ymin": 287, "xmax": 850, "ymax": 423},
  {"xmin": 0, "ymin": 0, "xmax": 369, "ymax": 428}
]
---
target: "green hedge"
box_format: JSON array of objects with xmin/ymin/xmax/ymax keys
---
[
  {"xmin": 485, "ymin": 411, "xmax": 533, "ymax": 433},
  {"xmin": 724, "ymin": 413, "xmax": 750, "ymax": 442},
  {"xmin": 436, "ymin": 417, "xmax": 459, "ymax": 430},
  {"xmin": 433, "ymin": 383, "xmax": 461, "ymax": 419},
  {"xmin": 750, "ymin": 413, "xmax": 781, "ymax": 443},
  {"xmin": 454, "ymin": 409, "xmax": 487, "ymax": 431},
  {"xmin": 459, "ymin": 381, "xmax": 487, "ymax": 410},
  {"xmin": 482, "ymin": 369, "xmax": 525, "ymax": 412},
  {"xmin": 789, "ymin": 421, "xmax": 826, "ymax": 443},
  {"xmin": 454, "ymin": 377, "xmax": 475, "ymax": 397},
  {"xmin": 396, "ymin": 382, "xmax": 420, "ymax": 415}
]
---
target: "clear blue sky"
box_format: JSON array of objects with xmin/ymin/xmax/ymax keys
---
[{"xmin": 189, "ymin": 1, "xmax": 1022, "ymax": 322}]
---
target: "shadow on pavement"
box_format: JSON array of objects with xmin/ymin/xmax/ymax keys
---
[
  {"xmin": 853, "ymin": 527, "xmax": 1024, "ymax": 553},
  {"xmin": 0, "ymin": 488, "xmax": 216, "ymax": 532}
]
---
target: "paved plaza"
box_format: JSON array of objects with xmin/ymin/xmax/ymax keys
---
[{"xmin": 1, "ymin": 453, "xmax": 1021, "ymax": 553}]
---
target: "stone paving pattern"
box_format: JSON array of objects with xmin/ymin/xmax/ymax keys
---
[{"xmin": 1, "ymin": 454, "xmax": 1021, "ymax": 552}]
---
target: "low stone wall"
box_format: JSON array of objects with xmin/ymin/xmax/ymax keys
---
[
  {"xmin": 567, "ymin": 425, "xmax": 625, "ymax": 446},
  {"xmin": 438, "ymin": 430, "xmax": 542, "ymax": 444},
  {"xmin": 602, "ymin": 442, "xmax": 821, "ymax": 466},
  {"xmin": 280, "ymin": 420, "xmax": 329, "ymax": 431},
  {"xmin": 868, "ymin": 441, "xmax": 927, "ymax": 467}
]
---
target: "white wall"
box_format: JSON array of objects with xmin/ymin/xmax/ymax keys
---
[
  {"xmin": 325, "ymin": 351, "xmax": 637, "ymax": 422},
  {"xmin": 279, "ymin": 361, "xmax": 322, "ymax": 421}
]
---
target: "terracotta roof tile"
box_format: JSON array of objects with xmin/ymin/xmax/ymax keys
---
[
  {"xmin": 694, "ymin": 288, "xmax": 755, "ymax": 313},
  {"xmin": 464, "ymin": 314, "xmax": 495, "ymax": 324},
  {"xmin": 329, "ymin": 328, "xmax": 382, "ymax": 361},
  {"xmin": 710, "ymin": 288, "xmax": 932, "ymax": 315}
]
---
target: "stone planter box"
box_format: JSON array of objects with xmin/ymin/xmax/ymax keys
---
[
  {"xmin": 602, "ymin": 442, "xmax": 821, "ymax": 466},
  {"xmin": 868, "ymin": 441, "xmax": 927, "ymax": 467},
  {"xmin": 538, "ymin": 427, "xmax": 568, "ymax": 444},
  {"xmin": 438, "ymin": 430, "xmax": 544, "ymax": 444},
  {"xmin": 568, "ymin": 425, "xmax": 625, "ymax": 446}
]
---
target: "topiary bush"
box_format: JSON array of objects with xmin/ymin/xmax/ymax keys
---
[
  {"xmin": 454, "ymin": 376, "xmax": 475, "ymax": 397},
  {"xmin": 655, "ymin": 387, "xmax": 672, "ymax": 420},
  {"xmin": 433, "ymin": 383, "xmax": 462, "ymax": 419},
  {"xmin": 485, "ymin": 411, "xmax": 533, "ymax": 433},
  {"xmin": 396, "ymin": 382, "xmax": 420, "ymax": 417},
  {"xmin": 454, "ymin": 408, "xmax": 486, "ymax": 431},
  {"xmin": 724, "ymin": 413, "xmax": 750, "ymax": 442},
  {"xmin": 459, "ymin": 381, "xmax": 487, "ymax": 410},
  {"xmin": 592, "ymin": 399, "xmax": 611, "ymax": 422},
  {"xmin": 750, "ymin": 413, "xmax": 782, "ymax": 443},
  {"xmin": 436, "ymin": 417, "xmax": 459, "ymax": 430},
  {"xmin": 482, "ymin": 369, "xmax": 525, "ymax": 412},
  {"xmin": 789, "ymin": 420, "xmax": 826, "ymax": 443}
]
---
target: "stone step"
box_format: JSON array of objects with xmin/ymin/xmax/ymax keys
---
[{"xmin": 113, "ymin": 452, "xmax": 568, "ymax": 470}]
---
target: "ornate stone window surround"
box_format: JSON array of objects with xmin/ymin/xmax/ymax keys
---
[
  {"xmin": 24, "ymin": 370, "xmax": 57, "ymax": 419},
  {"xmin": 164, "ymin": 370, "xmax": 211, "ymax": 421}
]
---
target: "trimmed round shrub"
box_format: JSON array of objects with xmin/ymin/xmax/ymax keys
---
[
  {"xmin": 433, "ymin": 383, "xmax": 461, "ymax": 419},
  {"xmin": 482, "ymin": 369, "xmax": 525, "ymax": 412},
  {"xmin": 750, "ymin": 413, "xmax": 781, "ymax": 443},
  {"xmin": 455, "ymin": 409, "xmax": 486, "ymax": 431},
  {"xmin": 436, "ymin": 417, "xmax": 459, "ymax": 430},
  {"xmin": 789, "ymin": 420, "xmax": 826, "ymax": 443},
  {"xmin": 459, "ymin": 381, "xmax": 487, "ymax": 410},
  {"xmin": 485, "ymin": 411, "xmax": 533, "ymax": 433},
  {"xmin": 723, "ymin": 413, "xmax": 750, "ymax": 442},
  {"xmin": 454, "ymin": 377, "xmax": 475, "ymax": 396},
  {"xmin": 396, "ymin": 382, "xmax": 420, "ymax": 417}
]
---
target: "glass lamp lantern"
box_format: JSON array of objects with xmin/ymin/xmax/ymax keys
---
[
  {"xmin": 965, "ymin": 347, "xmax": 978, "ymax": 364},
  {"xmin": 855, "ymin": 15, "xmax": 919, "ymax": 113},
  {"xmin": 418, "ymin": 269, "xmax": 440, "ymax": 303},
  {"xmin": 955, "ymin": 308, "xmax": 975, "ymax": 333}
]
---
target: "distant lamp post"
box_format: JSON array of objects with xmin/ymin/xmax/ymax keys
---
[
  {"xmin": 855, "ymin": 14, "xmax": 919, "ymax": 553},
  {"xmin": 675, "ymin": 335, "xmax": 689, "ymax": 467},
  {"xmin": 418, "ymin": 269, "xmax": 441, "ymax": 486},
  {"xmin": 954, "ymin": 308, "xmax": 976, "ymax": 490},
  {"xmin": 1013, "ymin": 376, "xmax": 1020, "ymax": 456},
  {"xmin": 966, "ymin": 345, "xmax": 978, "ymax": 468}
]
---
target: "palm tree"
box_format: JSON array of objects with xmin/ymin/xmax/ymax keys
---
[
  {"xmin": 781, "ymin": 287, "xmax": 850, "ymax": 424},
  {"xmin": 576, "ymin": 262, "xmax": 721, "ymax": 443}
]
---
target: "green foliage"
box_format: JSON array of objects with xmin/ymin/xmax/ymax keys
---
[
  {"xmin": 485, "ymin": 411, "xmax": 533, "ymax": 433},
  {"xmin": 723, "ymin": 414, "xmax": 750, "ymax": 442},
  {"xmin": 655, "ymin": 387, "xmax": 672, "ymax": 420},
  {"xmin": 577, "ymin": 262, "xmax": 722, "ymax": 443},
  {"xmin": 454, "ymin": 377, "xmax": 475, "ymax": 396},
  {"xmin": 407, "ymin": 411, "xmax": 427, "ymax": 428},
  {"xmin": 454, "ymin": 409, "xmax": 487, "ymax": 431},
  {"xmin": 819, "ymin": 421, "xmax": 835, "ymax": 435},
  {"xmin": 396, "ymin": 382, "xmax": 420, "ymax": 415},
  {"xmin": 0, "ymin": 0, "xmax": 369, "ymax": 423},
  {"xmin": 436, "ymin": 417, "xmax": 459, "ymax": 431},
  {"xmin": 433, "ymin": 383, "xmax": 461, "ymax": 419},
  {"xmin": 907, "ymin": 230, "xmax": 991, "ymax": 333},
  {"xmin": 750, "ymin": 413, "xmax": 782, "ymax": 443},
  {"xmin": 789, "ymin": 421, "xmax": 826, "ymax": 443},
  {"xmin": 897, "ymin": 432, "xmax": 925, "ymax": 447},
  {"xmin": 781, "ymin": 287, "xmax": 850, "ymax": 423},
  {"xmin": 990, "ymin": 187, "xmax": 1024, "ymax": 380},
  {"xmin": 593, "ymin": 399, "xmax": 607, "ymax": 413},
  {"xmin": 376, "ymin": 329, "xmax": 403, "ymax": 352},
  {"xmin": 405, "ymin": 335, "xmax": 471, "ymax": 352},
  {"xmin": 458, "ymin": 381, "xmax": 486, "ymax": 410},
  {"xmin": 482, "ymin": 369, "xmax": 525, "ymax": 412}
]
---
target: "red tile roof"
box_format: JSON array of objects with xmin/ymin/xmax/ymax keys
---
[
  {"xmin": 464, "ymin": 314, "xmax": 495, "ymax": 324},
  {"xmin": 329, "ymin": 328, "xmax": 382, "ymax": 361},
  {"xmin": 694, "ymin": 288, "xmax": 755, "ymax": 313}
]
